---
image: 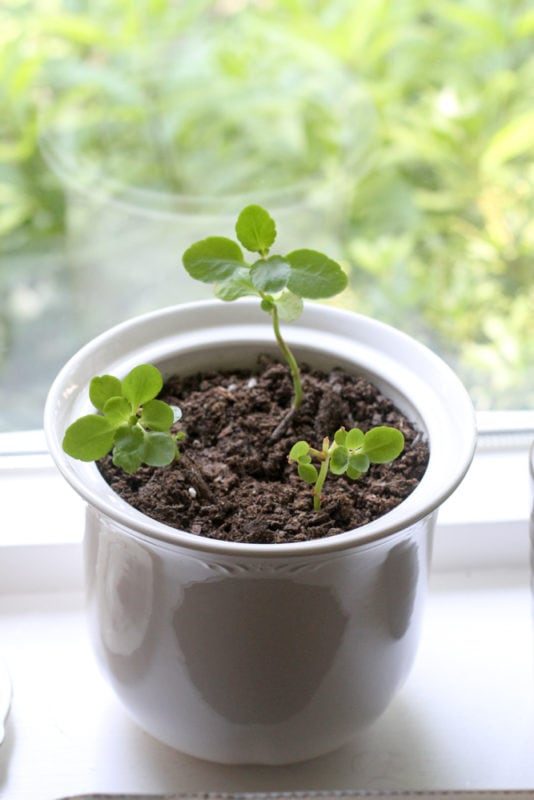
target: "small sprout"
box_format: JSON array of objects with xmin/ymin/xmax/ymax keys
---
[
  {"xmin": 62, "ymin": 364, "xmax": 184, "ymax": 474},
  {"xmin": 289, "ymin": 425, "xmax": 405, "ymax": 511},
  {"xmin": 182, "ymin": 204, "xmax": 347, "ymax": 409}
]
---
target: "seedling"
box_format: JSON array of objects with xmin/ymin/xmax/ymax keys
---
[
  {"xmin": 182, "ymin": 204, "xmax": 347, "ymax": 409},
  {"xmin": 289, "ymin": 426, "xmax": 405, "ymax": 510},
  {"xmin": 62, "ymin": 364, "xmax": 184, "ymax": 474}
]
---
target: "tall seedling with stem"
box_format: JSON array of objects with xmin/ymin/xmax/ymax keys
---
[{"xmin": 182, "ymin": 205, "xmax": 348, "ymax": 409}]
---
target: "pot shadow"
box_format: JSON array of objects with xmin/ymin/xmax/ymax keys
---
[
  {"xmin": 172, "ymin": 576, "xmax": 348, "ymax": 726},
  {"xmin": 91, "ymin": 689, "xmax": 452, "ymax": 793}
]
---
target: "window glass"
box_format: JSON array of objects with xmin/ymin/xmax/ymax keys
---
[{"xmin": 1, "ymin": 0, "xmax": 533, "ymax": 432}]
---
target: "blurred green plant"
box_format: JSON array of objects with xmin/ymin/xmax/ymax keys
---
[
  {"xmin": 310, "ymin": 0, "xmax": 534, "ymax": 409},
  {"xmin": 35, "ymin": 9, "xmax": 373, "ymax": 205},
  {"xmin": 1, "ymin": 0, "xmax": 533, "ymax": 424}
]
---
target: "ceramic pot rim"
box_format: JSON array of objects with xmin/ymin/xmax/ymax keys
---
[{"xmin": 44, "ymin": 299, "xmax": 477, "ymax": 557}]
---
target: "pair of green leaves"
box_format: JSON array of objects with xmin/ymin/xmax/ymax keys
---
[
  {"xmin": 289, "ymin": 426, "xmax": 405, "ymax": 510},
  {"xmin": 62, "ymin": 364, "xmax": 183, "ymax": 474},
  {"xmin": 182, "ymin": 204, "xmax": 348, "ymax": 321}
]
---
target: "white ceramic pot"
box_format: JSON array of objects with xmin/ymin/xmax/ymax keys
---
[{"xmin": 44, "ymin": 299, "xmax": 476, "ymax": 764}]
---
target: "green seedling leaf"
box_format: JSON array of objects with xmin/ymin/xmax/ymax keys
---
[
  {"xmin": 112, "ymin": 425, "xmax": 145, "ymax": 474},
  {"xmin": 143, "ymin": 431, "xmax": 178, "ymax": 467},
  {"xmin": 183, "ymin": 236, "xmax": 244, "ymax": 283},
  {"xmin": 298, "ymin": 462, "xmax": 318, "ymax": 483},
  {"xmin": 250, "ymin": 256, "xmax": 290, "ymax": 294},
  {"xmin": 334, "ymin": 428, "xmax": 347, "ymax": 445},
  {"xmin": 214, "ymin": 268, "xmax": 256, "ymax": 301},
  {"xmin": 346, "ymin": 465, "xmax": 362, "ymax": 480},
  {"xmin": 235, "ymin": 204, "xmax": 276, "ymax": 255},
  {"xmin": 289, "ymin": 440, "xmax": 310, "ymax": 461},
  {"xmin": 139, "ymin": 398, "xmax": 175, "ymax": 431},
  {"xmin": 275, "ymin": 290, "xmax": 304, "ymax": 322},
  {"xmin": 89, "ymin": 374, "xmax": 122, "ymax": 411},
  {"xmin": 103, "ymin": 396, "xmax": 132, "ymax": 426},
  {"xmin": 349, "ymin": 453, "xmax": 370, "ymax": 472},
  {"xmin": 345, "ymin": 428, "xmax": 365, "ymax": 449},
  {"xmin": 62, "ymin": 414, "xmax": 116, "ymax": 461},
  {"xmin": 285, "ymin": 249, "xmax": 348, "ymax": 299},
  {"xmin": 122, "ymin": 364, "xmax": 163, "ymax": 409},
  {"xmin": 363, "ymin": 426, "xmax": 405, "ymax": 463},
  {"xmin": 330, "ymin": 445, "xmax": 349, "ymax": 475}
]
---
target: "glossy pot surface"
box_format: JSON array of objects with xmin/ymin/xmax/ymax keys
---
[{"xmin": 45, "ymin": 300, "xmax": 476, "ymax": 763}]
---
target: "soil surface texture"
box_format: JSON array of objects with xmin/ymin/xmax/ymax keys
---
[{"xmin": 98, "ymin": 356, "xmax": 429, "ymax": 544}]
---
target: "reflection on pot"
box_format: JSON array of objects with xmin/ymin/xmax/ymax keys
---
[
  {"xmin": 97, "ymin": 535, "xmax": 154, "ymax": 657},
  {"xmin": 86, "ymin": 507, "xmax": 156, "ymax": 685}
]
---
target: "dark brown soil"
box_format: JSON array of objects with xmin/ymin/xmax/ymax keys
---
[{"xmin": 97, "ymin": 356, "xmax": 429, "ymax": 544}]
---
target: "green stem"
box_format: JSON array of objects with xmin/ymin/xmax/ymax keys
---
[
  {"xmin": 313, "ymin": 452, "xmax": 331, "ymax": 511},
  {"xmin": 270, "ymin": 302, "xmax": 303, "ymax": 409}
]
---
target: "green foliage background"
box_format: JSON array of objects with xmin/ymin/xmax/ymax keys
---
[{"xmin": 1, "ymin": 0, "xmax": 533, "ymax": 427}]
